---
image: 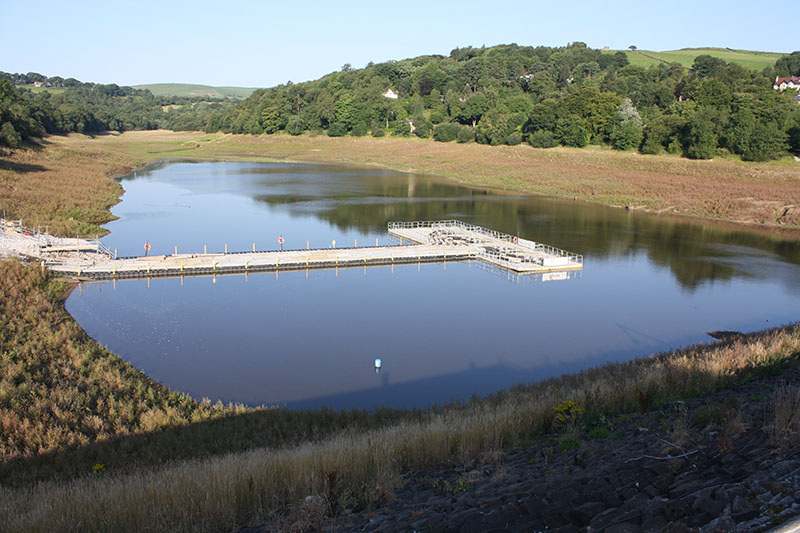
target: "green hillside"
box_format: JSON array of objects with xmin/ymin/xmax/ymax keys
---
[
  {"xmin": 604, "ymin": 47, "xmax": 785, "ymax": 71},
  {"xmin": 211, "ymin": 43, "xmax": 799, "ymax": 162},
  {"xmin": 133, "ymin": 83, "xmax": 258, "ymax": 99},
  {"xmin": 17, "ymin": 85, "xmax": 66, "ymax": 95}
]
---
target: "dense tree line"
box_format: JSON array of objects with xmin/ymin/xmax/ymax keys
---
[
  {"xmin": 3, "ymin": 45, "xmax": 800, "ymax": 161},
  {"xmin": 207, "ymin": 44, "xmax": 800, "ymax": 161},
  {"xmin": 0, "ymin": 72, "xmax": 232, "ymax": 148}
]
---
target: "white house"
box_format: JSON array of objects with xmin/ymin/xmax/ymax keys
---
[
  {"xmin": 774, "ymin": 76, "xmax": 800, "ymax": 91},
  {"xmin": 382, "ymin": 88, "xmax": 399, "ymax": 99}
]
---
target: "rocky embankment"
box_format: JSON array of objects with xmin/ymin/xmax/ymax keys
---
[{"xmin": 257, "ymin": 365, "xmax": 800, "ymax": 532}]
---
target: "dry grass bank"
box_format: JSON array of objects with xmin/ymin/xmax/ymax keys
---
[
  {"xmin": 51, "ymin": 130, "xmax": 800, "ymax": 231},
  {"xmin": 0, "ymin": 137, "xmax": 139, "ymax": 237},
  {"xmin": 0, "ymin": 261, "xmax": 223, "ymax": 461},
  {"xmin": 2, "ymin": 321, "xmax": 798, "ymax": 532}
]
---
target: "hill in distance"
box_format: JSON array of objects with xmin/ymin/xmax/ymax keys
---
[
  {"xmin": 132, "ymin": 83, "xmax": 258, "ymax": 99},
  {"xmin": 606, "ymin": 47, "xmax": 785, "ymax": 71},
  {"xmin": 138, "ymin": 47, "xmax": 785, "ymax": 99}
]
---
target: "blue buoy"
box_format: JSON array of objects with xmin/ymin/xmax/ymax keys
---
[{"xmin": 374, "ymin": 358, "xmax": 382, "ymax": 374}]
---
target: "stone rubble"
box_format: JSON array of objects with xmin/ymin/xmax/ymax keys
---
[{"xmin": 253, "ymin": 365, "xmax": 800, "ymax": 532}]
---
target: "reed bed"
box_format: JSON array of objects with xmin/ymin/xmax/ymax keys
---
[{"xmin": 2, "ymin": 321, "xmax": 798, "ymax": 532}]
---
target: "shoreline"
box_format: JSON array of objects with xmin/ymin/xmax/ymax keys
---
[
  {"xmin": 157, "ymin": 152, "xmax": 800, "ymax": 241},
  {"xmin": 3, "ymin": 131, "xmax": 797, "ymax": 241}
]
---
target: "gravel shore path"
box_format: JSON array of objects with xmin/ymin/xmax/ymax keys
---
[{"xmin": 0, "ymin": 223, "xmax": 94, "ymax": 259}]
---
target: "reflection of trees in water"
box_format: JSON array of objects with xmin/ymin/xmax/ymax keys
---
[{"xmin": 251, "ymin": 175, "xmax": 800, "ymax": 292}]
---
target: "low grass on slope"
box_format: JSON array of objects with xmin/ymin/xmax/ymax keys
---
[
  {"xmin": 16, "ymin": 85, "xmax": 67, "ymax": 95},
  {"xmin": 132, "ymin": 83, "xmax": 258, "ymax": 99},
  {"xmin": 605, "ymin": 47, "xmax": 786, "ymax": 71}
]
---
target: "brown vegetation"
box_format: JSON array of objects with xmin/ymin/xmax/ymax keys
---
[
  {"xmin": 0, "ymin": 261, "xmax": 218, "ymax": 460},
  {"xmin": 57, "ymin": 130, "xmax": 800, "ymax": 230},
  {"xmin": 769, "ymin": 385, "xmax": 800, "ymax": 448},
  {"xmin": 0, "ymin": 137, "xmax": 135, "ymax": 237}
]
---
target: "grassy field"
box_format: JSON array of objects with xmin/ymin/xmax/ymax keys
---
[
  {"xmin": 132, "ymin": 83, "xmax": 258, "ymax": 99},
  {"xmin": 16, "ymin": 85, "xmax": 67, "ymax": 95},
  {"xmin": 605, "ymin": 47, "xmax": 786, "ymax": 71},
  {"xmin": 2, "ymin": 130, "xmax": 800, "ymax": 530}
]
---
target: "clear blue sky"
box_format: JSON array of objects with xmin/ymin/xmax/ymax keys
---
[{"xmin": 1, "ymin": 0, "xmax": 787, "ymax": 88}]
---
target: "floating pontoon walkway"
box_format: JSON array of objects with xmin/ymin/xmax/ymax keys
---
[
  {"xmin": 388, "ymin": 220, "xmax": 583, "ymax": 274},
  {"xmin": 38, "ymin": 220, "xmax": 582, "ymax": 280}
]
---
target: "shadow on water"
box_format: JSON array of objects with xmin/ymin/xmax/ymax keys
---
[
  {"xmin": 288, "ymin": 357, "xmax": 601, "ymax": 410},
  {"xmin": 0, "ymin": 343, "xmax": 721, "ymax": 487},
  {"xmin": 7, "ymin": 327, "xmax": 790, "ymax": 489}
]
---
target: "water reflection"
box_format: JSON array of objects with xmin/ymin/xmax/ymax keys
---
[
  {"xmin": 249, "ymin": 174, "xmax": 800, "ymax": 293},
  {"xmin": 63, "ymin": 161, "xmax": 800, "ymax": 409}
]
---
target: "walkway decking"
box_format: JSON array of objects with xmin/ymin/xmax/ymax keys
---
[
  {"xmin": 388, "ymin": 220, "xmax": 583, "ymax": 274},
  {"xmin": 26, "ymin": 220, "xmax": 583, "ymax": 280},
  {"xmin": 46, "ymin": 243, "xmax": 474, "ymax": 280}
]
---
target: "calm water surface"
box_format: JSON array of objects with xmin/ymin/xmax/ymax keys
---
[{"xmin": 65, "ymin": 161, "xmax": 800, "ymax": 409}]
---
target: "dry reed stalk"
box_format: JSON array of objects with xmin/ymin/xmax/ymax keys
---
[{"xmin": 769, "ymin": 385, "xmax": 800, "ymax": 448}]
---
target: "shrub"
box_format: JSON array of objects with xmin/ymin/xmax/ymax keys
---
[
  {"xmin": 286, "ymin": 118, "xmax": 304, "ymax": 136},
  {"xmin": 506, "ymin": 132, "xmax": 522, "ymax": 146},
  {"xmin": 610, "ymin": 122, "xmax": 643, "ymax": 151},
  {"xmin": 456, "ymin": 125, "xmax": 475, "ymax": 143},
  {"xmin": 739, "ymin": 123, "xmax": 787, "ymax": 162},
  {"xmin": 433, "ymin": 123, "xmax": 460, "ymax": 142},
  {"xmin": 351, "ymin": 122, "xmax": 368, "ymax": 137},
  {"xmin": 789, "ymin": 126, "xmax": 800, "ymax": 155},
  {"xmin": 327, "ymin": 122, "xmax": 347, "ymax": 137},
  {"xmin": 528, "ymin": 130, "xmax": 557, "ymax": 148},
  {"xmin": 0, "ymin": 122, "xmax": 22, "ymax": 148},
  {"xmin": 413, "ymin": 119, "xmax": 433, "ymax": 138},
  {"xmin": 556, "ymin": 115, "xmax": 589, "ymax": 147},
  {"xmin": 392, "ymin": 120, "xmax": 411, "ymax": 136},
  {"xmin": 667, "ymin": 139, "xmax": 682, "ymax": 154}
]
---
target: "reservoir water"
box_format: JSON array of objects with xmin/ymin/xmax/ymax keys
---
[{"xmin": 65, "ymin": 161, "xmax": 800, "ymax": 409}]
